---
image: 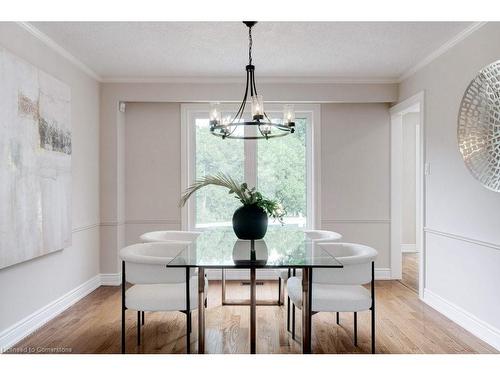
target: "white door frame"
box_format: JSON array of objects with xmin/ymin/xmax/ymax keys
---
[{"xmin": 389, "ymin": 91, "xmax": 425, "ymax": 299}]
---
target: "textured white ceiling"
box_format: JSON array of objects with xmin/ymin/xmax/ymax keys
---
[{"xmin": 31, "ymin": 21, "xmax": 472, "ymax": 80}]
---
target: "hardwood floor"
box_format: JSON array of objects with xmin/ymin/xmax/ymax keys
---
[
  {"xmin": 9, "ymin": 280, "xmax": 497, "ymax": 354},
  {"xmin": 401, "ymin": 252, "xmax": 419, "ymax": 292}
]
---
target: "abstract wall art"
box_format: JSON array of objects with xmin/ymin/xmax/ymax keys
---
[
  {"xmin": 458, "ymin": 60, "xmax": 500, "ymax": 192},
  {"xmin": 0, "ymin": 47, "xmax": 72, "ymax": 269}
]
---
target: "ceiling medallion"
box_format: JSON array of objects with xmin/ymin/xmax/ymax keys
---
[
  {"xmin": 458, "ymin": 60, "xmax": 500, "ymax": 192},
  {"xmin": 209, "ymin": 21, "xmax": 295, "ymax": 140}
]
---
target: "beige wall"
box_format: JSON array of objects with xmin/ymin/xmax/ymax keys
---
[
  {"xmin": 0, "ymin": 23, "xmax": 100, "ymax": 333},
  {"xmin": 401, "ymin": 112, "xmax": 418, "ymax": 246},
  {"xmin": 399, "ymin": 22, "xmax": 500, "ymax": 348},
  {"xmin": 321, "ymin": 104, "xmax": 391, "ymax": 268},
  {"xmin": 124, "ymin": 103, "xmax": 182, "ymax": 245}
]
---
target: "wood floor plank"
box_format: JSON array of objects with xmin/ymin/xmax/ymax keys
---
[
  {"xmin": 7, "ymin": 280, "xmax": 497, "ymax": 354},
  {"xmin": 401, "ymin": 253, "xmax": 419, "ymax": 292}
]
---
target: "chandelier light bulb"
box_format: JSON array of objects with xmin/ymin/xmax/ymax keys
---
[
  {"xmin": 283, "ymin": 104, "xmax": 295, "ymax": 126},
  {"xmin": 252, "ymin": 95, "xmax": 264, "ymax": 120},
  {"xmin": 209, "ymin": 102, "xmax": 221, "ymax": 124}
]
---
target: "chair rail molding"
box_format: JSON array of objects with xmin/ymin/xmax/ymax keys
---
[
  {"xmin": 72, "ymin": 223, "xmax": 100, "ymax": 233},
  {"xmin": 124, "ymin": 219, "xmax": 182, "ymax": 225},
  {"xmin": 424, "ymin": 227, "xmax": 500, "ymax": 251},
  {"xmin": 321, "ymin": 219, "xmax": 390, "ymax": 224}
]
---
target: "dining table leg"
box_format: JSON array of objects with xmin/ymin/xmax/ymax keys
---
[
  {"xmin": 250, "ymin": 267, "xmax": 256, "ymax": 354},
  {"xmin": 198, "ymin": 267, "xmax": 205, "ymax": 354},
  {"xmin": 221, "ymin": 268, "xmax": 226, "ymax": 304},
  {"xmin": 302, "ymin": 267, "xmax": 312, "ymax": 354},
  {"xmin": 185, "ymin": 266, "xmax": 190, "ymax": 354}
]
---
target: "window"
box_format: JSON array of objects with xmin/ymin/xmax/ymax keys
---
[
  {"xmin": 194, "ymin": 117, "xmax": 244, "ymax": 227},
  {"xmin": 181, "ymin": 104, "xmax": 320, "ymax": 230}
]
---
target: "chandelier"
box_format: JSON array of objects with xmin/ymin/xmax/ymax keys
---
[{"xmin": 209, "ymin": 21, "xmax": 296, "ymax": 140}]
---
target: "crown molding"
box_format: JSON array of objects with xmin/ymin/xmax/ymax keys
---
[
  {"xmin": 16, "ymin": 21, "xmax": 487, "ymax": 87},
  {"xmin": 398, "ymin": 22, "xmax": 487, "ymax": 82},
  {"xmin": 16, "ymin": 22, "xmax": 102, "ymax": 81},
  {"xmin": 100, "ymin": 76, "xmax": 399, "ymax": 84}
]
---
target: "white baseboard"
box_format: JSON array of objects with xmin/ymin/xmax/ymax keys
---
[
  {"xmin": 401, "ymin": 244, "xmax": 417, "ymax": 253},
  {"xmin": 0, "ymin": 275, "xmax": 101, "ymax": 352},
  {"xmin": 423, "ymin": 288, "xmax": 500, "ymax": 351},
  {"xmin": 374, "ymin": 268, "xmax": 392, "ymax": 280},
  {"xmin": 100, "ymin": 273, "xmax": 121, "ymax": 286}
]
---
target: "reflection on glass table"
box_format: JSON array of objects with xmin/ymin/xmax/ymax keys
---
[{"xmin": 168, "ymin": 227, "xmax": 343, "ymax": 269}]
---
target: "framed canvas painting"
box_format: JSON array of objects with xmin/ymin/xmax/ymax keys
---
[{"xmin": 0, "ymin": 47, "xmax": 72, "ymax": 269}]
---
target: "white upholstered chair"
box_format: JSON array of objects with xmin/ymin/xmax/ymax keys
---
[
  {"xmin": 138, "ymin": 230, "xmax": 203, "ymax": 325},
  {"xmin": 119, "ymin": 241, "xmax": 207, "ymax": 353},
  {"xmin": 287, "ymin": 242, "xmax": 377, "ymax": 353},
  {"xmin": 276, "ymin": 230, "xmax": 342, "ymax": 334},
  {"xmin": 140, "ymin": 230, "xmax": 202, "ymax": 243}
]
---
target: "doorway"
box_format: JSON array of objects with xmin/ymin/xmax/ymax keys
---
[{"xmin": 390, "ymin": 92, "xmax": 425, "ymax": 297}]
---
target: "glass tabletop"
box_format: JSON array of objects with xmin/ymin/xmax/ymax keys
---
[{"xmin": 167, "ymin": 227, "xmax": 343, "ymax": 269}]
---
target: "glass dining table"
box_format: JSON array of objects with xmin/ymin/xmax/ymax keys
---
[{"xmin": 167, "ymin": 227, "xmax": 343, "ymax": 354}]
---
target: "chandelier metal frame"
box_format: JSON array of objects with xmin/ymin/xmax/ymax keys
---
[{"xmin": 209, "ymin": 21, "xmax": 296, "ymax": 140}]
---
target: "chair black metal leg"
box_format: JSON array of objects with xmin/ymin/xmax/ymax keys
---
[
  {"xmin": 121, "ymin": 261, "xmax": 126, "ymax": 354},
  {"xmin": 336, "ymin": 311, "xmax": 340, "ymax": 325},
  {"xmin": 287, "ymin": 296, "xmax": 291, "ymax": 332},
  {"xmin": 278, "ymin": 277, "xmax": 282, "ymax": 305},
  {"xmin": 186, "ymin": 267, "xmax": 191, "ymax": 354},
  {"xmin": 371, "ymin": 261, "xmax": 375, "ymax": 354},
  {"xmin": 137, "ymin": 311, "xmax": 141, "ymax": 346},
  {"xmin": 121, "ymin": 306, "xmax": 125, "ymax": 353},
  {"xmin": 188, "ymin": 312, "xmax": 192, "ymax": 334},
  {"xmin": 286, "ymin": 268, "xmax": 291, "ymax": 332},
  {"xmin": 354, "ymin": 311, "xmax": 358, "ymax": 347},
  {"xmin": 142, "ymin": 311, "xmax": 145, "ymax": 326},
  {"xmin": 291, "ymin": 268, "xmax": 296, "ymax": 339},
  {"xmin": 371, "ymin": 308, "xmax": 375, "ymax": 353},
  {"xmin": 205, "ymin": 272, "xmax": 208, "ymax": 308}
]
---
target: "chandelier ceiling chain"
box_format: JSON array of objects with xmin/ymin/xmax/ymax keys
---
[
  {"xmin": 209, "ymin": 21, "xmax": 296, "ymax": 140},
  {"xmin": 248, "ymin": 24, "xmax": 253, "ymax": 66}
]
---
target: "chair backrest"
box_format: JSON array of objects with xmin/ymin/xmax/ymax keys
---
[
  {"xmin": 119, "ymin": 241, "xmax": 192, "ymax": 284},
  {"xmin": 139, "ymin": 230, "xmax": 202, "ymax": 243},
  {"xmin": 312, "ymin": 242, "xmax": 377, "ymax": 285},
  {"xmin": 304, "ymin": 229, "xmax": 342, "ymax": 243}
]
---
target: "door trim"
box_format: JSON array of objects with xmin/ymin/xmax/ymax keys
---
[{"xmin": 389, "ymin": 91, "xmax": 425, "ymax": 299}]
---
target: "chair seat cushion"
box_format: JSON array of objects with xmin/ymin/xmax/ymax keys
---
[
  {"xmin": 287, "ymin": 276, "xmax": 371, "ymax": 312},
  {"xmin": 275, "ymin": 268, "xmax": 303, "ymax": 281},
  {"xmin": 126, "ymin": 277, "xmax": 208, "ymax": 312}
]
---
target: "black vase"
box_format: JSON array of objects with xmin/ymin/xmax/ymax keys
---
[{"xmin": 232, "ymin": 204, "xmax": 268, "ymax": 240}]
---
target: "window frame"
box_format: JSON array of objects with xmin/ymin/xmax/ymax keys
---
[{"xmin": 181, "ymin": 103, "xmax": 321, "ymax": 231}]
